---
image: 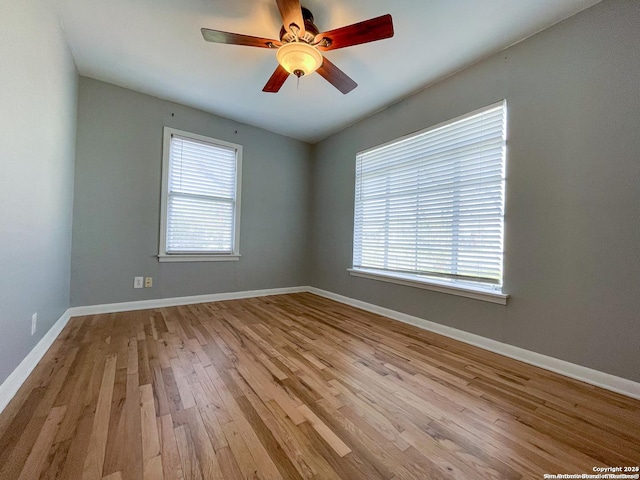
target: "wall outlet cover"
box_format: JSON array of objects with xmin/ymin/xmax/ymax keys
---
[
  {"xmin": 144, "ymin": 277, "xmax": 153, "ymax": 288},
  {"xmin": 134, "ymin": 277, "xmax": 144, "ymax": 289}
]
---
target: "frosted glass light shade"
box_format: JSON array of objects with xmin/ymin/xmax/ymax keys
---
[{"xmin": 276, "ymin": 42, "xmax": 323, "ymax": 76}]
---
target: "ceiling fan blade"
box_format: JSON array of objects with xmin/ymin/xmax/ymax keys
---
[
  {"xmin": 263, "ymin": 64, "xmax": 290, "ymax": 93},
  {"xmin": 201, "ymin": 28, "xmax": 280, "ymax": 48},
  {"xmin": 316, "ymin": 57, "xmax": 357, "ymax": 94},
  {"xmin": 315, "ymin": 14, "xmax": 394, "ymax": 51},
  {"xmin": 275, "ymin": 0, "xmax": 306, "ymax": 36}
]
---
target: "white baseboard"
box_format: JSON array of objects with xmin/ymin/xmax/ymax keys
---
[
  {"xmin": 308, "ymin": 287, "xmax": 640, "ymax": 400},
  {"xmin": 0, "ymin": 286, "xmax": 308, "ymax": 415},
  {"xmin": 67, "ymin": 286, "xmax": 309, "ymax": 316},
  {"xmin": 0, "ymin": 310, "xmax": 72, "ymax": 414},
  {"xmin": 2, "ymin": 284, "xmax": 638, "ymax": 418}
]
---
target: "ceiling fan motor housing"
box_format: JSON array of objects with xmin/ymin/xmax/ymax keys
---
[{"xmin": 279, "ymin": 7, "xmax": 320, "ymax": 44}]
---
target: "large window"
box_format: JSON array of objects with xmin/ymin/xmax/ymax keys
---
[
  {"xmin": 352, "ymin": 101, "xmax": 507, "ymax": 302},
  {"xmin": 159, "ymin": 127, "xmax": 242, "ymax": 262}
]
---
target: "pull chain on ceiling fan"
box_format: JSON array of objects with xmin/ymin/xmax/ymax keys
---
[{"xmin": 201, "ymin": 0, "xmax": 394, "ymax": 94}]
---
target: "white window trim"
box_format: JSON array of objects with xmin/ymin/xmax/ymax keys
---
[
  {"xmin": 159, "ymin": 127, "xmax": 242, "ymax": 262},
  {"xmin": 158, "ymin": 254, "xmax": 240, "ymax": 263},
  {"xmin": 351, "ymin": 100, "xmax": 508, "ymax": 302},
  {"xmin": 348, "ymin": 268, "xmax": 509, "ymax": 305}
]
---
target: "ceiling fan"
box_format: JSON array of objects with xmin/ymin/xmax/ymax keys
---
[{"xmin": 201, "ymin": 0, "xmax": 394, "ymax": 94}]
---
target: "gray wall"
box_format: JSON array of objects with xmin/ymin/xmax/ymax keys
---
[
  {"xmin": 71, "ymin": 78, "xmax": 312, "ymax": 306},
  {"xmin": 0, "ymin": 0, "xmax": 78, "ymax": 383},
  {"xmin": 310, "ymin": 0, "xmax": 640, "ymax": 382}
]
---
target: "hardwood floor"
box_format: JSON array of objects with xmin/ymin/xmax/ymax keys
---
[{"xmin": 0, "ymin": 292, "xmax": 638, "ymax": 479}]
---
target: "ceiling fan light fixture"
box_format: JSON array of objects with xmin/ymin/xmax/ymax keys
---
[{"xmin": 276, "ymin": 42, "xmax": 323, "ymax": 77}]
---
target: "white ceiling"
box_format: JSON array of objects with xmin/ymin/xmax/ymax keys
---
[{"xmin": 55, "ymin": 0, "xmax": 600, "ymax": 143}]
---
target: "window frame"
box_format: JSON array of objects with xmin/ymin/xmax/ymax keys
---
[
  {"xmin": 350, "ymin": 101, "xmax": 509, "ymax": 304},
  {"xmin": 158, "ymin": 127, "xmax": 242, "ymax": 263}
]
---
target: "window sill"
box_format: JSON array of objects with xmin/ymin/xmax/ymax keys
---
[
  {"xmin": 158, "ymin": 254, "xmax": 240, "ymax": 263},
  {"xmin": 347, "ymin": 268, "xmax": 509, "ymax": 305}
]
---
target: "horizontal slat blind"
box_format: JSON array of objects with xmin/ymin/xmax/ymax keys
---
[
  {"xmin": 353, "ymin": 101, "xmax": 507, "ymax": 286},
  {"xmin": 167, "ymin": 134, "xmax": 237, "ymax": 254}
]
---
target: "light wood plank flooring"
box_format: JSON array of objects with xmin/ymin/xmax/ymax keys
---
[{"xmin": 1, "ymin": 293, "xmax": 638, "ymax": 479}]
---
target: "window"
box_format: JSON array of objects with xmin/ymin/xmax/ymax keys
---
[
  {"xmin": 159, "ymin": 127, "xmax": 242, "ymax": 262},
  {"xmin": 351, "ymin": 101, "xmax": 508, "ymax": 303}
]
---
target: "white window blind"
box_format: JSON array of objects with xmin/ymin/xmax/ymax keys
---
[
  {"xmin": 162, "ymin": 130, "xmax": 240, "ymax": 256},
  {"xmin": 353, "ymin": 101, "xmax": 507, "ymax": 288}
]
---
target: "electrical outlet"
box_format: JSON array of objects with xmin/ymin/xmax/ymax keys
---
[
  {"xmin": 144, "ymin": 277, "xmax": 153, "ymax": 288},
  {"xmin": 31, "ymin": 313, "xmax": 37, "ymax": 336},
  {"xmin": 134, "ymin": 276, "xmax": 144, "ymax": 289}
]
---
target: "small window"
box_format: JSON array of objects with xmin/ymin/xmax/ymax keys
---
[
  {"xmin": 159, "ymin": 127, "xmax": 242, "ymax": 262},
  {"xmin": 352, "ymin": 101, "xmax": 507, "ymax": 297}
]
